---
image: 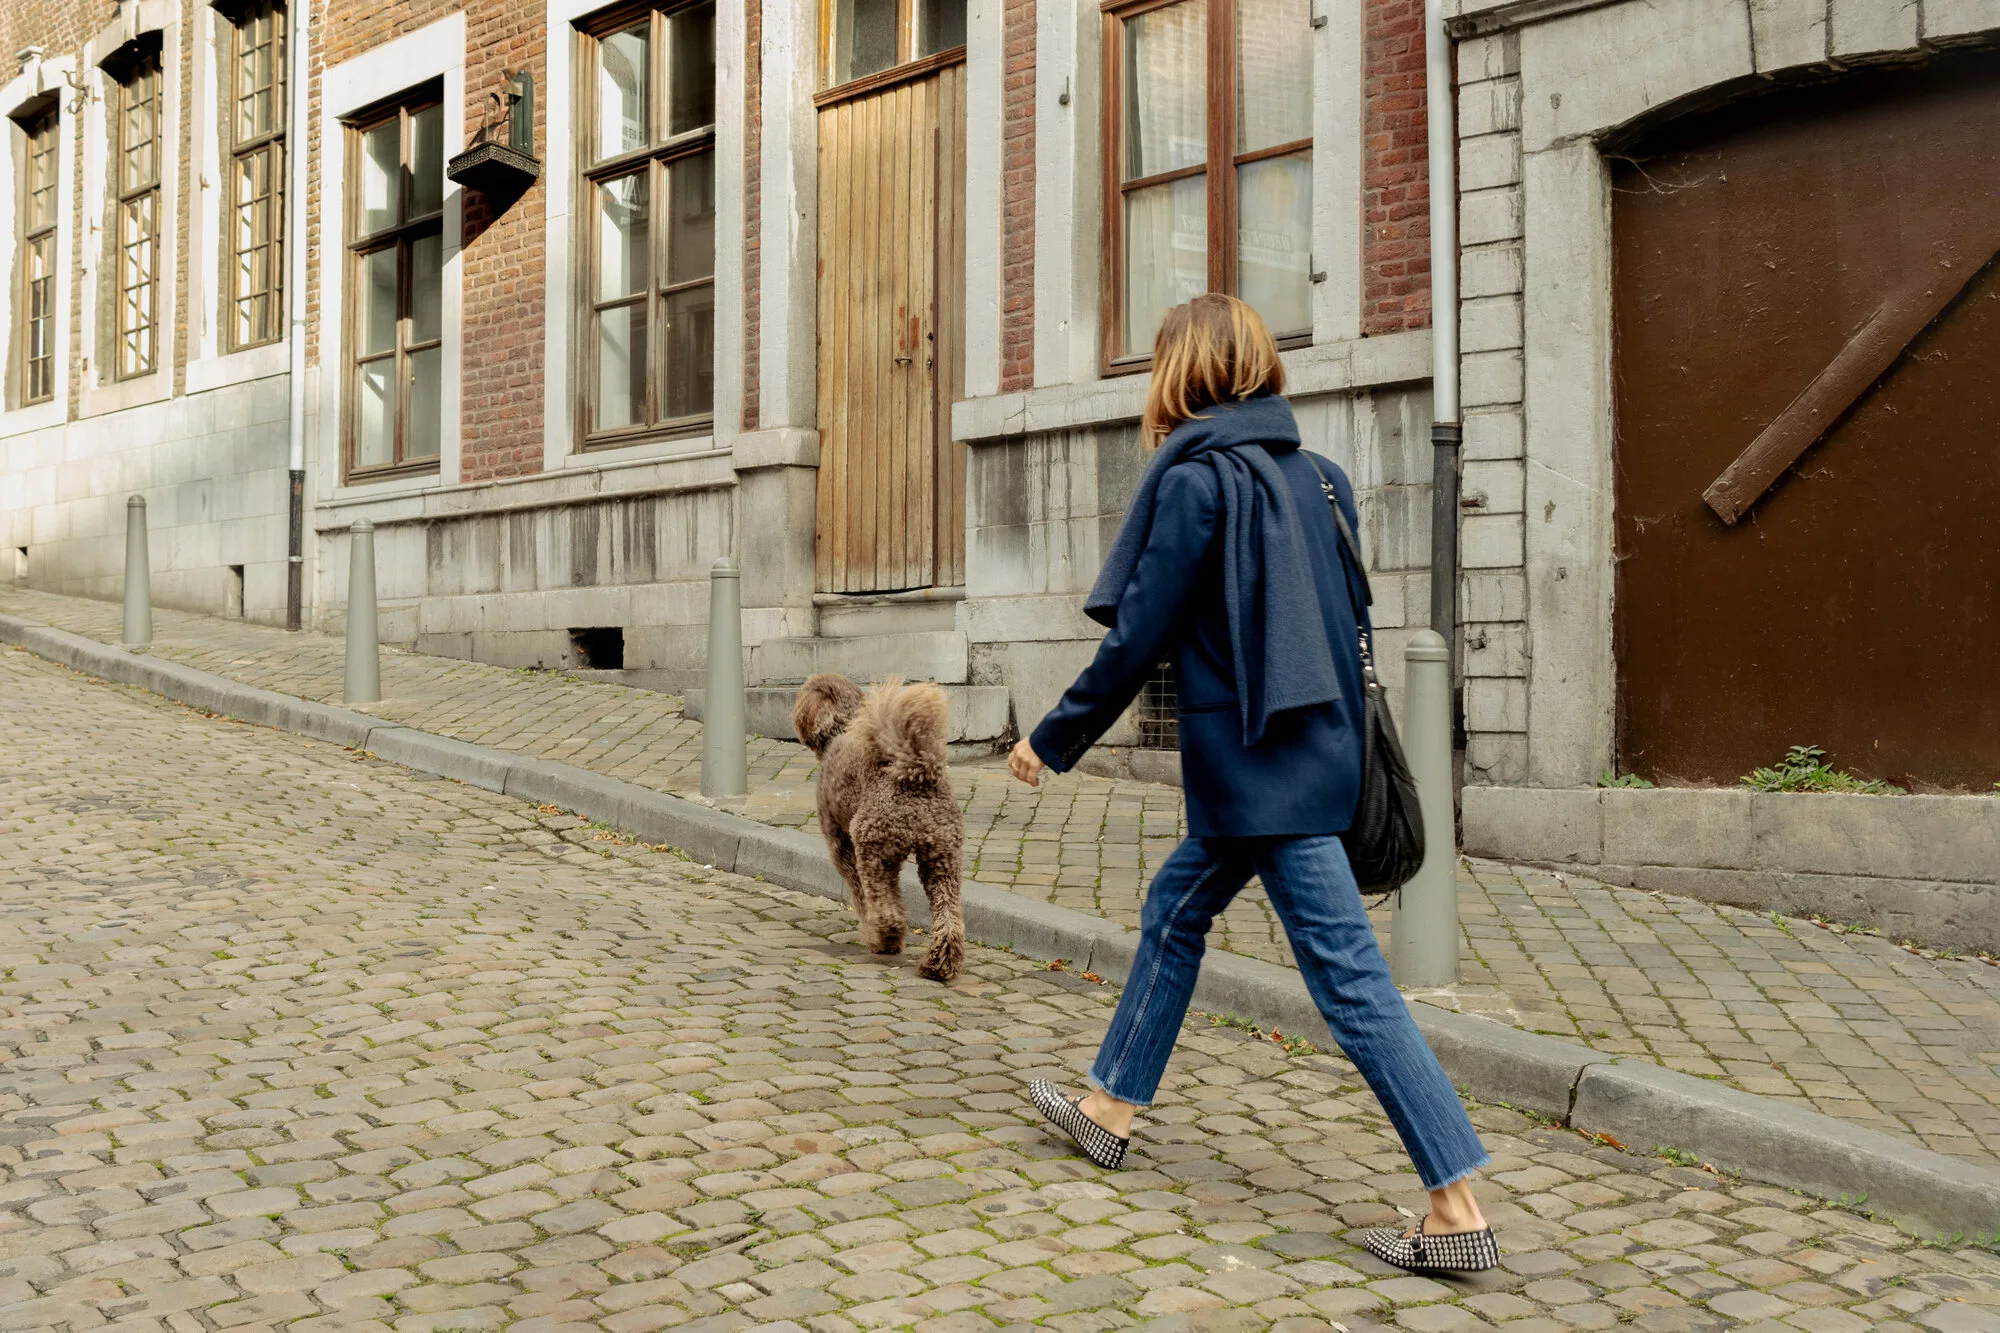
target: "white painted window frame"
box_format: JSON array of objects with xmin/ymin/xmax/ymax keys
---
[
  {"xmin": 0, "ymin": 55, "xmax": 77, "ymax": 438},
  {"xmin": 80, "ymin": 16, "xmax": 183, "ymax": 419},
  {"xmin": 316, "ymin": 12, "xmax": 466, "ymax": 500},
  {"xmin": 187, "ymin": 0, "xmax": 292, "ymax": 396},
  {"xmin": 542, "ymin": 0, "xmax": 745, "ymax": 472}
]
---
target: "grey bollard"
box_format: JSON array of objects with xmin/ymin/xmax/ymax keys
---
[
  {"xmin": 344, "ymin": 519, "xmax": 381, "ymax": 705},
  {"xmin": 122, "ymin": 495, "xmax": 152, "ymax": 652},
  {"xmin": 1392, "ymin": 630, "xmax": 1460, "ymax": 987},
  {"xmin": 701, "ymin": 556, "xmax": 748, "ymax": 798}
]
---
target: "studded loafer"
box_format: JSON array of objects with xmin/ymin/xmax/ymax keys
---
[
  {"xmin": 1360, "ymin": 1217, "xmax": 1501, "ymax": 1274},
  {"xmin": 1028, "ymin": 1079, "xmax": 1129, "ymax": 1170}
]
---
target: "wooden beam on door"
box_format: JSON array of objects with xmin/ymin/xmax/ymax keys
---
[{"xmin": 1703, "ymin": 232, "xmax": 2000, "ymax": 525}]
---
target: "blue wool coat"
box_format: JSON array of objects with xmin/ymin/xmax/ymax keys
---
[{"xmin": 1028, "ymin": 406, "xmax": 1371, "ymax": 838}]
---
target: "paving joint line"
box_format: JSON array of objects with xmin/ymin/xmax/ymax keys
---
[{"xmin": 4, "ymin": 608, "xmax": 1998, "ymax": 1240}]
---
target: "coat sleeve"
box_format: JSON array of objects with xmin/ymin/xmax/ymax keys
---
[{"xmin": 1028, "ymin": 466, "xmax": 1220, "ymax": 773}]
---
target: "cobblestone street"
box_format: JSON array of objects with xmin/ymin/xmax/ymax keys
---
[
  {"xmin": 7, "ymin": 644, "xmax": 2000, "ymax": 1333},
  {"xmin": 4, "ymin": 589, "xmax": 1998, "ymax": 1168}
]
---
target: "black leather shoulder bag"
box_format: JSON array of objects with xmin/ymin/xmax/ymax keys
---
[{"xmin": 1303, "ymin": 455, "xmax": 1427, "ymax": 895}]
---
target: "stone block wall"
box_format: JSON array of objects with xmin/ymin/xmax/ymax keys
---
[
  {"xmin": 319, "ymin": 479, "xmax": 737, "ymax": 682},
  {"xmin": 0, "ymin": 378, "xmax": 295, "ymax": 623},
  {"xmin": 1451, "ymin": 28, "xmax": 1531, "ymax": 786}
]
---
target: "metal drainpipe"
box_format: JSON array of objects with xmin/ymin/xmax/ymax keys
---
[
  {"xmin": 1424, "ymin": 0, "xmax": 1463, "ymax": 746},
  {"xmin": 283, "ymin": 0, "xmax": 311, "ymax": 631}
]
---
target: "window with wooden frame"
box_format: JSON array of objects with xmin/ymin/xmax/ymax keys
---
[
  {"xmin": 114, "ymin": 48, "xmax": 164, "ymax": 379},
  {"xmin": 225, "ymin": 0, "xmax": 286, "ymax": 351},
  {"xmin": 1101, "ymin": 0, "xmax": 1314, "ymax": 369},
  {"xmin": 17, "ymin": 102, "xmax": 59, "ymax": 405},
  {"xmin": 577, "ymin": 1, "xmax": 716, "ymax": 447},
  {"xmin": 344, "ymin": 90, "xmax": 444, "ymax": 478},
  {"xmin": 820, "ymin": 0, "xmax": 966, "ymax": 90}
]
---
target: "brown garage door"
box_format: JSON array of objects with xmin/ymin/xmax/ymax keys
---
[{"xmin": 1611, "ymin": 51, "xmax": 2000, "ymax": 790}]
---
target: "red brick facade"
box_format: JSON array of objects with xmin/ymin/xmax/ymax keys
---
[
  {"xmin": 742, "ymin": 0, "xmax": 762, "ymax": 431},
  {"xmin": 1361, "ymin": 0, "xmax": 1433, "ymax": 335},
  {"xmin": 999, "ymin": 0, "xmax": 1036, "ymax": 392},
  {"xmin": 312, "ymin": 1, "xmax": 549, "ymax": 482}
]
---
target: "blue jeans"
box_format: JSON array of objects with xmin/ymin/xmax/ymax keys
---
[{"xmin": 1088, "ymin": 834, "xmax": 1490, "ymax": 1191}]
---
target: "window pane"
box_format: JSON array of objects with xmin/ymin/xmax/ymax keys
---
[
  {"xmin": 358, "ymin": 246, "xmax": 398, "ymax": 356},
  {"xmin": 667, "ymin": 3, "xmax": 716, "ymax": 136},
  {"xmin": 1123, "ymin": 175, "xmax": 1206, "ymax": 356},
  {"xmin": 411, "ymin": 105, "xmax": 444, "ymax": 216},
  {"xmin": 596, "ymin": 305, "xmax": 648, "ymax": 430},
  {"xmin": 598, "ymin": 24, "xmax": 650, "ymax": 160},
  {"xmin": 1122, "ymin": 3, "xmax": 1205, "ymax": 180},
  {"xmin": 918, "ymin": 0, "xmax": 967, "ymax": 54},
  {"xmin": 234, "ymin": 146, "xmax": 279, "ymax": 345},
  {"xmin": 411, "ymin": 233, "xmax": 443, "ymax": 344},
  {"xmin": 596, "ymin": 173, "xmax": 649, "ymax": 300},
  {"xmin": 1237, "ymin": 151, "xmax": 1312, "ymax": 337},
  {"xmin": 1236, "ymin": 0, "xmax": 1312, "ymax": 153},
  {"xmin": 122, "ymin": 68, "xmax": 159, "ymax": 192},
  {"xmin": 27, "ymin": 117, "xmax": 58, "ymax": 231},
  {"xmin": 120, "ymin": 192, "xmax": 157, "ymax": 375},
  {"xmin": 359, "ymin": 118, "xmax": 400, "ymax": 233},
  {"xmin": 357, "ymin": 360, "xmax": 394, "ymax": 466},
  {"xmin": 237, "ymin": 7, "xmax": 282, "ymax": 141},
  {"xmin": 830, "ymin": 0, "xmax": 897, "ymax": 87},
  {"xmin": 662, "ymin": 285, "xmax": 714, "ymax": 420},
  {"xmin": 407, "ymin": 347, "xmax": 442, "ymax": 459},
  {"xmin": 27, "ymin": 234, "xmax": 54, "ymax": 401},
  {"xmin": 666, "ymin": 151, "xmax": 714, "ymax": 286}
]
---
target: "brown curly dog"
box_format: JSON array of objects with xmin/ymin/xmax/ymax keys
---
[{"xmin": 792, "ymin": 674, "xmax": 966, "ymax": 982}]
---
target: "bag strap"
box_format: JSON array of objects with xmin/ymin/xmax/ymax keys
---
[{"xmin": 1302, "ymin": 453, "xmax": 1380, "ymax": 677}]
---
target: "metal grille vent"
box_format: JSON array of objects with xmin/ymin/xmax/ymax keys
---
[{"xmin": 1136, "ymin": 661, "xmax": 1178, "ymax": 750}]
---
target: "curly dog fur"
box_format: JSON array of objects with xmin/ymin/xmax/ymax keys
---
[{"xmin": 793, "ymin": 674, "xmax": 966, "ymax": 981}]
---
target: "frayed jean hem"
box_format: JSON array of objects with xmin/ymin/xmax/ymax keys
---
[
  {"xmin": 1419, "ymin": 1153, "xmax": 1491, "ymax": 1193},
  {"xmin": 1084, "ymin": 1069, "xmax": 1153, "ymax": 1110}
]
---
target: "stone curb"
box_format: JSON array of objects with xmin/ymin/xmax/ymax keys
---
[{"xmin": 6, "ymin": 611, "xmax": 1997, "ymax": 1238}]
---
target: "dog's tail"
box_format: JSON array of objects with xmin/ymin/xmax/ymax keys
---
[
  {"xmin": 854, "ymin": 678, "xmax": 950, "ymax": 788},
  {"xmin": 793, "ymin": 673, "xmax": 866, "ymax": 756}
]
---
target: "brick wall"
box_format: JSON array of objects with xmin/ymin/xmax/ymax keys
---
[
  {"xmin": 456, "ymin": 6, "xmax": 547, "ymax": 482},
  {"xmin": 312, "ymin": 0, "xmax": 548, "ymax": 483},
  {"xmin": 999, "ymin": 0, "xmax": 1036, "ymax": 391},
  {"xmin": 0, "ymin": 0, "xmax": 96, "ymax": 412},
  {"xmin": 1362, "ymin": 0, "xmax": 1433, "ymax": 335},
  {"xmin": 742, "ymin": 0, "xmax": 762, "ymax": 432}
]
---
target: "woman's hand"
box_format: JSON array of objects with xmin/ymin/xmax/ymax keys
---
[{"xmin": 1009, "ymin": 738, "xmax": 1047, "ymax": 787}]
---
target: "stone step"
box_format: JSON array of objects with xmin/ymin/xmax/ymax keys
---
[
  {"xmin": 814, "ymin": 592, "xmax": 961, "ymax": 639},
  {"xmin": 749, "ymin": 630, "xmax": 969, "ymax": 686},
  {"xmin": 685, "ymin": 683, "xmax": 1013, "ymax": 747}
]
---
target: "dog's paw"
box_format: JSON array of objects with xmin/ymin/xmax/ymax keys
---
[
  {"xmin": 864, "ymin": 926, "xmax": 904, "ymax": 956},
  {"xmin": 917, "ymin": 933, "xmax": 964, "ymax": 982}
]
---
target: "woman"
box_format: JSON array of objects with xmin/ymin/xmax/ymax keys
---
[{"xmin": 1009, "ymin": 294, "xmax": 1495, "ymax": 1275}]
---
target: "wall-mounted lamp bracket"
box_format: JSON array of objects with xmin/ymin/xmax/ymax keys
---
[{"xmin": 447, "ymin": 68, "xmax": 540, "ymax": 200}]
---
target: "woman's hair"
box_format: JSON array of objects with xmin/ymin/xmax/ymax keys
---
[{"xmin": 1140, "ymin": 293, "xmax": 1286, "ymax": 447}]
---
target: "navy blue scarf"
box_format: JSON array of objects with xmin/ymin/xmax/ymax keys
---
[{"xmin": 1086, "ymin": 394, "xmax": 1341, "ymax": 745}]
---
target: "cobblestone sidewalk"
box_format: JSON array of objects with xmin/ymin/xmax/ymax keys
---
[
  {"xmin": 4, "ymin": 587, "xmax": 1998, "ymax": 1172},
  {"xmin": 7, "ymin": 647, "xmax": 2000, "ymax": 1333}
]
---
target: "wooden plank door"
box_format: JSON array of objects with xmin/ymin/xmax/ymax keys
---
[{"xmin": 815, "ymin": 62, "xmax": 967, "ymax": 593}]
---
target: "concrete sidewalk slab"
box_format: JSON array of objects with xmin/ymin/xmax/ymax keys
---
[{"xmin": 8, "ymin": 604, "xmax": 2000, "ymax": 1238}]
